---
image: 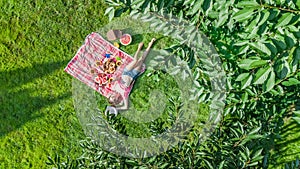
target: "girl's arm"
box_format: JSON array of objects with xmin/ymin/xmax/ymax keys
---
[{"xmin": 116, "ymin": 96, "xmax": 129, "ymax": 110}]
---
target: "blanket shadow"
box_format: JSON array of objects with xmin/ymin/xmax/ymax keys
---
[{"xmin": 0, "ymin": 60, "xmax": 70, "ymax": 137}]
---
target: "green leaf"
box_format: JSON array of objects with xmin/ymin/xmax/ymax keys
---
[
  {"xmin": 275, "ymin": 13, "xmax": 294, "ymax": 29},
  {"xmin": 294, "ymin": 110, "xmax": 300, "ymax": 116},
  {"xmin": 252, "ymin": 148, "xmax": 263, "ymax": 160},
  {"xmin": 241, "ymin": 134, "xmax": 263, "ymax": 145},
  {"xmin": 47, "ymin": 156, "xmax": 55, "ymax": 165},
  {"xmin": 248, "ymin": 134, "xmax": 264, "ymax": 140},
  {"xmin": 246, "ymin": 134, "xmax": 264, "ymax": 141},
  {"xmin": 188, "ymin": 0, "xmax": 203, "ymax": 15},
  {"xmin": 109, "ymin": 8, "xmax": 115, "ymax": 21},
  {"xmin": 248, "ymin": 127, "xmax": 261, "ymax": 135},
  {"xmin": 248, "ymin": 162, "xmax": 259, "ymax": 167},
  {"xmin": 233, "ymin": 8, "xmax": 255, "ymax": 22},
  {"xmin": 258, "ymin": 10, "xmax": 270, "ymax": 26},
  {"xmin": 240, "ymin": 150, "xmax": 248, "ymax": 160},
  {"xmin": 245, "ymin": 16, "xmax": 260, "ymax": 33},
  {"xmin": 282, "ymin": 78, "xmax": 300, "ymax": 86},
  {"xmin": 246, "ymin": 88, "xmax": 256, "ymax": 96},
  {"xmin": 253, "ymin": 67, "xmax": 272, "ymax": 85},
  {"xmin": 160, "ymin": 163, "xmax": 169, "ymax": 168},
  {"xmin": 294, "ymin": 46, "xmax": 300, "ymax": 62},
  {"xmin": 114, "ymin": 8, "xmax": 124, "ymax": 17},
  {"xmin": 238, "ymin": 59, "xmax": 259, "ymax": 70},
  {"xmin": 265, "ymin": 43, "xmax": 277, "ymax": 55},
  {"xmin": 248, "ymin": 26, "xmax": 259, "ymax": 39},
  {"xmin": 125, "ymin": 159, "xmax": 138, "ymax": 166},
  {"xmin": 165, "ymin": 0, "xmax": 175, "ymax": 8},
  {"xmin": 204, "ymin": 159, "xmax": 214, "ymax": 169},
  {"xmin": 284, "ymin": 35, "xmax": 295, "ymax": 49},
  {"xmin": 202, "ymin": 0, "xmax": 212, "ymax": 11},
  {"xmin": 275, "ymin": 59, "xmax": 290, "ymax": 79},
  {"xmin": 234, "ymin": 40, "xmax": 249, "ymax": 46},
  {"xmin": 250, "ymin": 42, "xmax": 271, "ymax": 55},
  {"xmin": 292, "ymin": 117, "xmax": 300, "ymax": 125},
  {"xmin": 272, "ymin": 39, "xmax": 287, "ymax": 51},
  {"xmin": 241, "ymin": 74, "xmax": 253, "ymax": 89},
  {"xmin": 106, "ymin": 0, "xmax": 123, "ymax": 6},
  {"xmin": 264, "ymin": 70, "xmax": 275, "ymax": 92},
  {"xmin": 297, "ymin": 0, "xmax": 300, "ymax": 9},
  {"xmin": 218, "ymin": 160, "xmax": 225, "ymax": 169},
  {"xmin": 250, "ymin": 60, "xmax": 269, "ymax": 69},
  {"xmin": 141, "ymin": 0, "xmax": 152, "ymax": 11},
  {"xmin": 268, "ymin": 8, "xmax": 280, "ymax": 20},
  {"xmin": 236, "ymin": 0, "xmax": 260, "ymax": 7},
  {"xmin": 105, "ymin": 6, "xmax": 114, "ymax": 16},
  {"xmin": 236, "ymin": 73, "xmax": 250, "ymax": 81},
  {"xmin": 178, "ymin": 10, "xmax": 183, "ymax": 22},
  {"xmin": 216, "ymin": 11, "xmax": 228, "ymax": 27},
  {"xmin": 131, "ymin": 0, "xmax": 144, "ymax": 6},
  {"xmin": 246, "ymin": 147, "xmax": 250, "ymax": 157},
  {"xmin": 287, "ymin": 25, "xmax": 299, "ymax": 32},
  {"xmin": 157, "ymin": 0, "xmax": 164, "ymax": 11}
]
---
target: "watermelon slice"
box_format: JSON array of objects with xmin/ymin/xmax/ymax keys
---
[{"xmin": 120, "ymin": 34, "xmax": 132, "ymax": 46}]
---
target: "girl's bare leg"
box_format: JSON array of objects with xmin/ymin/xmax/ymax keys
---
[
  {"xmin": 139, "ymin": 38, "xmax": 155, "ymax": 62},
  {"xmin": 126, "ymin": 42, "xmax": 144, "ymax": 70},
  {"xmin": 135, "ymin": 38, "xmax": 156, "ymax": 70},
  {"xmin": 134, "ymin": 42, "xmax": 144, "ymax": 60}
]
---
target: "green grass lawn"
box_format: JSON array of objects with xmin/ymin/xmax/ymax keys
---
[{"xmin": 0, "ymin": 0, "xmax": 109, "ymax": 168}]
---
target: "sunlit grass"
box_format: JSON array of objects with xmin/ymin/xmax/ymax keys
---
[
  {"xmin": 270, "ymin": 119, "xmax": 300, "ymax": 168},
  {"xmin": 0, "ymin": 0, "xmax": 108, "ymax": 168}
]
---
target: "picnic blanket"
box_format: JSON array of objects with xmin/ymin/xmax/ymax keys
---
[{"xmin": 64, "ymin": 32, "xmax": 145, "ymax": 100}]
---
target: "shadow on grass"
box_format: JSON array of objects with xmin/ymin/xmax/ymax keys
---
[
  {"xmin": 280, "ymin": 120, "xmax": 297, "ymax": 134},
  {"xmin": 0, "ymin": 61, "xmax": 71, "ymax": 137},
  {"xmin": 273, "ymin": 120, "xmax": 300, "ymax": 166}
]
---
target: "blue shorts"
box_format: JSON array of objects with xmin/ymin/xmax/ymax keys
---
[{"xmin": 122, "ymin": 68, "xmax": 140, "ymax": 80}]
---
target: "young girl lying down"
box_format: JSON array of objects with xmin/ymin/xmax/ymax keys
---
[{"xmin": 105, "ymin": 38, "xmax": 156, "ymax": 116}]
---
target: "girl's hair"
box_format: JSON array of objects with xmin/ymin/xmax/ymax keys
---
[{"xmin": 108, "ymin": 92, "xmax": 122, "ymax": 106}]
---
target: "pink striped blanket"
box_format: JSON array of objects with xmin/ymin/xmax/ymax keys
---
[{"xmin": 64, "ymin": 32, "xmax": 145, "ymax": 100}]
